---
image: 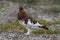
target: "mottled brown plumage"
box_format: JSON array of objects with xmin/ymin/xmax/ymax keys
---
[
  {"xmin": 17, "ymin": 3, "xmax": 49, "ymax": 30},
  {"xmin": 17, "ymin": 3, "xmax": 38, "ymax": 24},
  {"xmin": 17, "ymin": 3, "xmax": 28, "ymax": 24}
]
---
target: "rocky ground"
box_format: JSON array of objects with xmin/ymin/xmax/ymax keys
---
[
  {"xmin": 0, "ymin": 1, "xmax": 18, "ymax": 26},
  {"xmin": 0, "ymin": 30, "xmax": 60, "ymax": 40},
  {"xmin": 0, "ymin": 1, "xmax": 60, "ymax": 40}
]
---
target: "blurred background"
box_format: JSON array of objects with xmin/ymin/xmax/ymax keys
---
[{"xmin": 0, "ymin": 0, "xmax": 60, "ymax": 26}]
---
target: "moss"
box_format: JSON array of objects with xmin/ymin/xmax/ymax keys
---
[
  {"xmin": 32, "ymin": 29, "xmax": 60, "ymax": 34},
  {"xmin": 32, "ymin": 29, "xmax": 46, "ymax": 34},
  {"xmin": 0, "ymin": 20, "xmax": 60, "ymax": 34},
  {"xmin": 38, "ymin": 19, "xmax": 60, "ymax": 26},
  {"xmin": 39, "ymin": 19, "xmax": 54, "ymax": 26},
  {"xmin": 32, "ymin": 19, "xmax": 60, "ymax": 34},
  {"xmin": 0, "ymin": 20, "xmax": 27, "ymax": 33},
  {"xmin": 55, "ymin": 20, "xmax": 60, "ymax": 24}
]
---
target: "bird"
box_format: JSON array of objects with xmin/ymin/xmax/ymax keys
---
[{"xmin": 17, "ymin": 3, "xmax": 49, "ymax": 35}]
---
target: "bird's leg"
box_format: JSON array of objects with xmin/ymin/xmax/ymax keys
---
[{"xmin": 24, "ymin": 27, "xmax": 31, "ymax": 35}]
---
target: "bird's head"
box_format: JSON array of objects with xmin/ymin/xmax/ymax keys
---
[{"xmin": 19, "ymin": 3, "xmax": 24, "ymax": 11}]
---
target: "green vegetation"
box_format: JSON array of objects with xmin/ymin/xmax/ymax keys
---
[
  {"xmin": 55, "ymin": 20, "xmax": 60, "ymax": 24},
  {"xmin": 32, "ymin": 29, "xmax": 60, "ymax": 34},
  {"xmin": 0, "ymin": 19, "xmax": 60, "ymax": 34},
  {"xmin": 39, "ymin": 19, "xmax": 60, "ymax": 26},
  {"xmin": 0, "ymin": 21, "xmax": 27, "ymax": 33},
  {"xmin": 39, "ymin": 19, "xmax": 54, "ymax": 26}
]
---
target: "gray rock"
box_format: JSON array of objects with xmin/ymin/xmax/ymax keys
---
[{"xmin": 0, "ymin": 31, "xmax": 60, "ymax": 40}]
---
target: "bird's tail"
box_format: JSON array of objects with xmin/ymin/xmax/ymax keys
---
[{"xmin": 42, "ymin": 25, "xmax": 49, "ymax": 30}]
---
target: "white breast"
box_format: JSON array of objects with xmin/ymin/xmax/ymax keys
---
[
  {"xmin": 27, "ymin": 19, "xmax": 33, "ymax": 25},
  {"xmin": 18, "ymin": 20, "xmax": 26, "ymax": 26},
  {"xmin": 18, "ymin": 19, "xmax": 33, "ymax": 27},
  {"xmin": 34, "ymin": 22, "xmax": 43, "ymax": 26}
]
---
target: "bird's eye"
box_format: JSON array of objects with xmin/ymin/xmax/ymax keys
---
[{"xmin": 20, "ymin": 8, "xmax": 23, "ymax": 10}]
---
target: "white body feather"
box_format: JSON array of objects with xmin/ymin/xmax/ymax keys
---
[{"xmin": 18, "ymin": 19, "xmax": 43, "ymax": 35}]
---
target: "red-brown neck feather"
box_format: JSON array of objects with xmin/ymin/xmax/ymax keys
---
[{"xmin": 17, "ymin": 3, "xmax": 28, "ymax": 24}]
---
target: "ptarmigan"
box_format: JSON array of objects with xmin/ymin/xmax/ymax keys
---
[{"xmin": 17, "ymin": 3, "xmax": 49, "ymax": 35}]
